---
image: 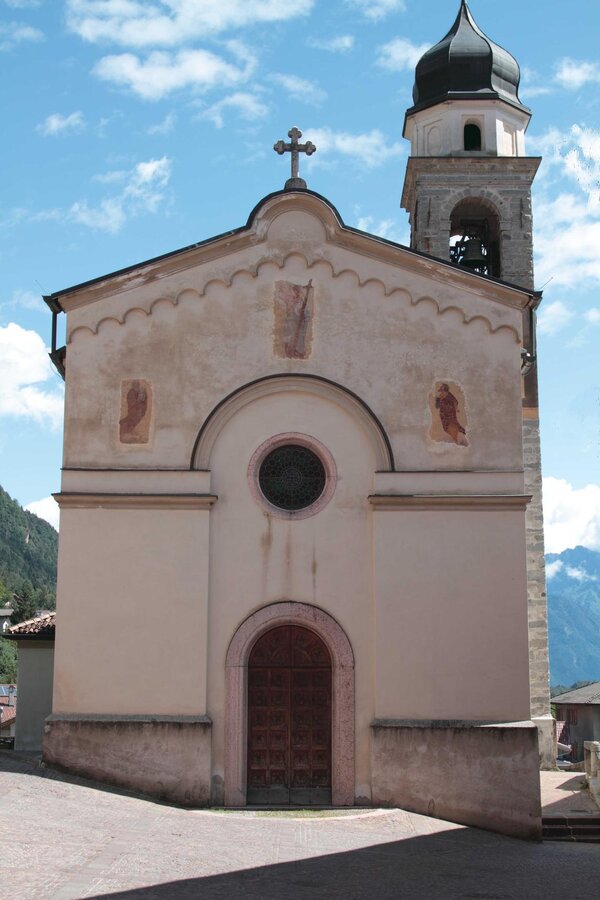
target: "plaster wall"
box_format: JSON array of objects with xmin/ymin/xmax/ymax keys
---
[
  {"xmin": 372, "ymin": 506, "xmax": 531, "ymax": 721},
  {"xmin": 371, "ymin": 721, "xmax": 541, "ymax": 840},
  {"xmin": 404, "ymin": 100, "xmax": 529, "ymax": 158},
  {"xmin": 14, "ymin": 642, "xmax": 54, "ymax": 751},
  {"xmin": 59, "ymin": 199, "xmax": 525, "ymax": 477},
  {"xmin": 43, "ymin": 717, "xmax": 211, "ymax": 806},
  {"xmin": 53, "ymin": 506, "xmax": 210, "ymax": 716}
]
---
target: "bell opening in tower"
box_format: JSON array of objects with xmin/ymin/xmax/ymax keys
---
[{"xmin": 449, "ymin": 200, "xmax": 501, "ymax": 278}]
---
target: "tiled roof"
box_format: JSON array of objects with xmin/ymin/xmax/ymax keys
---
[
  {"xmin": 553, "ymin": 681, "xmax": 600, "ymax": 705},
  {"xmin": 7, "ymin": 611, "xmax": 56, "ymax": 638},
  {"xmin": 0, "ymin": 700, "xmax": 17, "ymax": 730}
]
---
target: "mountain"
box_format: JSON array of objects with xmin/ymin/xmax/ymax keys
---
[
  {"xmin": 0, "ymin": 485, "xmax": 58, "ymax": 617},
  {"xmin": 546, "ymin": 546, "xmax": 600, "ymax": 687}
]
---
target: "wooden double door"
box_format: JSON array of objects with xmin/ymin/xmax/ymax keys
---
[{"xmin": 247, "ymin": 624, "xmax": 332, "ymax": 805}]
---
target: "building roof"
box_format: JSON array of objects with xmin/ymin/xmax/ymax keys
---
[
  {"xmin": 553, "ymin": 682, "xmax": 600, "ymax": 705},
  {"xmin": 0, "ymin": 704, "xmax": 16, "ymax": 731},
  {"xmin": 408, "ymin": 0, "xmax": 528, "ymax": 116},
  {"xmin": 7, "ymin": 611, "xmax": 56, "ymax": 640}
]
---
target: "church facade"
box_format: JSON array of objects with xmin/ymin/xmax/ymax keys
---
[{"xmin": 43, "ymin": 2, "xmax": 548, "ymax": 840}]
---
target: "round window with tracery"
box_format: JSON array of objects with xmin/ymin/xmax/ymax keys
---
[
  {"xmin": 259, "ymin": 444, "xmax": 326, "ymax": 511},
  {"xmin": 248, "ymin": 433, "xmax": 337, "ymax": 519}
]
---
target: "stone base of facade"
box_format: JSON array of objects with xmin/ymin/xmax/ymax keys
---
[
  {"xmin": 371, "ymin": 720, "xmax": 542, "ymax": 840},
  {"xmin": 533, "ymin": 714, "xmax": 556, "ymax": 771},
  {"xmin": 43, "ymin": 714, "xmax": 212, "ymax": 806}
]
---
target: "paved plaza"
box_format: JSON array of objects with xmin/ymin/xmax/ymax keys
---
[{"xmin": 1, "ymin": 752, "xmax": 599, "ymax": 899}]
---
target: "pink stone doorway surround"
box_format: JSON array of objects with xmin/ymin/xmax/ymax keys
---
[{"xmin": 224, "ymin": 601, "xmax": 355, "ymax": 807}]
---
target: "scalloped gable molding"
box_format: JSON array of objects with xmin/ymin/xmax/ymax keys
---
[
  {"xmin": 58, "ymin": 191, "xmax": 532, "ymax": 319},
  {"xmin": 67, "ymin": 250, "xmax": 522, "ymax": 345}
]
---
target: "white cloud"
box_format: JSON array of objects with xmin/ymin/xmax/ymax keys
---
[
  {"xmin": 376, "ymin": 37, "xmax": 429, "ymax": 72},
  {"xmin": 546, "ymin": 559, "xmax": 564, "ymax": 580},
  {"xmin": 346, "ymin": 0, "xmax": 406, "ymax": 21},
  {"xmin": 273, "ymin": 74, "xmax": 327, "ymax": 105},
  {"xmin": 520, "ymin": 67, "xmax": 553, "ymax": 99},
  {"xmin": 543, "ymin": 477, "xmax": 600, "ymax": 553},
  {"xmin": 565, "ymin": 565, "xmax": 597, "ymax": 583},
  {"xmin": 67, "ymin": 0, "xmax": 314, "ymax": 47},
  {"xmin": 92, "ymin": 169, "xmax": 127, "ymax": 184},
  {"xmin": 70, "ymin": 156, "xmax": 172, "ymax": 233},
  {"xmin": 303, "ymin": 127, "xmax": 404, "ymax": 169},
  {"xmin": 25, "ymin": 496, "xmax": 59, "ymax": 531},
  {"xmin": 534, "ymin": 194, "xmax": 600, "ymax": 289},
  {"xmin": 94, "ymin": 45, "xmax": 256, "ymax": 100},
  {"xmin": 69, "ymin": 197, "xmax": 126, "ymax": 233},
  {"xmin": 0, "ymin": 323, "xmax": 63, "ymax": 428},
  {"xmin": 354, "ymin": 214, "xmax": 409, "ymax": 245},
  {"xmin": 0, "ymin": 289, "xmax": 43, "ymax": 313},
  {"xmin": 36, "ymin": 111, "xmax": 86, "ymax": 137},
  {"xmin": 584, "ymin": 308, "xmax": 600, "ymax": 324},
  {"xmin": 147, "ymin": 111, "xmax": 177, "ymax": 134},
  {"xmin": 0, "ymin": 21, "xmax": 44, "ymax": 50},
  {"xmin": 200, "ymin": 92, "xmax": 268, "ymax": 129},
  {"xmin": 555, "ymin": 58, "xmax": 600, "ymax": 90},
  {"xmin": 530, "ymin": 126, "xmax": 600, "ymax": 289},
  {"xmin": 562, "ymin": 126, "xmax": 600, "ymax": 204},
  {"xmin": 537, "ymin": 300, "xmax": 574, "ymax": 336},
  {"xmin": 308, "ymin": 35, "xmax": 354, "ymax": 53}
]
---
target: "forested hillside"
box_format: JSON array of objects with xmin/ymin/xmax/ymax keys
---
[{"xmin": 0, "ymin": 485, "xmax": 58, "ymax": 620}]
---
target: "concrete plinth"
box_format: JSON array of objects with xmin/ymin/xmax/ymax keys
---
[
  {"xmin": 533, "ymin": 714, "xmax": 556, "ymax": 771},
  {"xmin": 43, "ymin": 714, "xmax": 212, "ymax": 806},
  {"xmin": 371, "ymin": 719, "xmax": 542, "ymax": 840}
]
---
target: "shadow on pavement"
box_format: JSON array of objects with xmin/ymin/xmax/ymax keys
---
[{"xmin": 92, "ymin": 827, "xmax": 600, "ymax": 900}]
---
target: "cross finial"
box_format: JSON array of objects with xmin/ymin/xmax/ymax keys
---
[{"xmin": 273, "ymin": 126, "xmax": 316, "ymax": 190}]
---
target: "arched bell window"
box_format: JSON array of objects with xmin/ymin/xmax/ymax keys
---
[
  {"xmin": 449, "ymin": 199, "xmax": 501, "ymax": 278},
  {"xmin": 464, "ymin": 123, "xmax": 482, "ymax": 152}
]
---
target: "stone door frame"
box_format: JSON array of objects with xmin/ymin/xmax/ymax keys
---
[{"xmin": 224, "ymin": 601, "xmax": 355, "ymax": 806}]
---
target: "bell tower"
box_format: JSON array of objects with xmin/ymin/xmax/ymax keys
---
[{"xmin": 401, "ymin": 1, "xmax": 554, "ymax": 765}]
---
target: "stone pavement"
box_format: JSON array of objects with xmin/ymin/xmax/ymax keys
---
[
  {"xmin": 540, "ymin": 770, "xmax": 599, "ymax": 816},
  {"xmin": 1, "ymin": 753, "xmax": 600, "ymax": 900}
]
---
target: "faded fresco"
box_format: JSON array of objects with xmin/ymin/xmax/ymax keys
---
[
  {"xmin": 428, "ymin": 381, "xmax": 469, "ymax": 447},
  {"xmin": 119, "ymin": 380, "xmax": 152, "ymax": 444},
  {"xmin": 273, "ymin": 280, "xmax": 314, "ymax": 359}
]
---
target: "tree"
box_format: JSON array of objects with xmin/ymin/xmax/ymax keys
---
[
  {"xmin": 0, "ymin": 637, "xmax": 17, "ymax": 683},
  {"xmin": 11, "ymin": 581, "xmax": 38, "ymax": 625}
]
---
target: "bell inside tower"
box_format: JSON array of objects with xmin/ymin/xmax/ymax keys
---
[{"xmin": 449, "ymin": 200, "xmax": 501, "ymax": 278}]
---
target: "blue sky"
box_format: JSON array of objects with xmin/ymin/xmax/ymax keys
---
[{"xmin": 0, "ymin": 0, "xmax": 599, "ymax": 553}]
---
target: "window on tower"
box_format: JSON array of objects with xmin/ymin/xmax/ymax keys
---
[
  {"xmin": 464, "ymin": 123, "xmax": 482, "ymax": 152},
  {"xmin": 449, "ymin": 199, "xmax": 501, "ymax": 278}
]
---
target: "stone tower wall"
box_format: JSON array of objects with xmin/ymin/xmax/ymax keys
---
[{"xmin": 402, "ymin": 153, "xmax": 554, "ymax": 766}]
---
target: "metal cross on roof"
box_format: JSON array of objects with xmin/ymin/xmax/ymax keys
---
[{"xmin": 274, "ymin": 126, "xmax": 316, "ymax": 190}]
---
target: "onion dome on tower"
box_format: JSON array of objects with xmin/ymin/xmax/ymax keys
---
[
  {"xmin": 402, "ymin": 0, "xmax": 532, "ymax": 159},
  {"xmin": 409, "ymin": 0, "xmax": 527, "ymax": 116}
]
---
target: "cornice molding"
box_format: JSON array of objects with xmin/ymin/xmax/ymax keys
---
[
  {"xmin": 53, "ymin": 492, "xmax": 218, "ymax": 510},
  {"xmin": 368, "ymin": 494, "xmax": 531, "ymax": 511},
  {"xmin": 68, "ymin": 251, "xmax": 522, "ymax": 345}
]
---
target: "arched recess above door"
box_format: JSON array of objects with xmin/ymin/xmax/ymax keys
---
[{"xmin": 190, "ymin": 373, "xmax": 395, "ymax": 472}]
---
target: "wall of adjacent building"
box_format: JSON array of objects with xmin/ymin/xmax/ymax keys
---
[{"xmin": 15, "ymin": 642, "xmax": 54, "ymax": 751}]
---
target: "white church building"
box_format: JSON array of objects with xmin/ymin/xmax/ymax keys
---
[{"xmin": 43, "ymin": 1, "xmax": 550, "ymax": 840}]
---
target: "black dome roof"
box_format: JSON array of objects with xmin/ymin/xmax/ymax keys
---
[{"xmin": 409, "ymin": 1, "xmax": 528, "ymax": 115}]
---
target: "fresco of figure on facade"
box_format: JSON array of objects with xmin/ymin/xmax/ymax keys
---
[
  {"xmin": 273, "ymin": 280, "xmax": 314, "ymax": 359},
  {"xmin": 119, "ymin": 380, "xmax": 151, "ymax": 444},
  {"xmin": 435, "ymin": 383, "xmax": 469, "ymax": 446}
]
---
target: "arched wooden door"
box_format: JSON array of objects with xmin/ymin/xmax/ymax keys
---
[{"xmin": 247, "ymin": 624, "xmax": 332, "ymax": 805}]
